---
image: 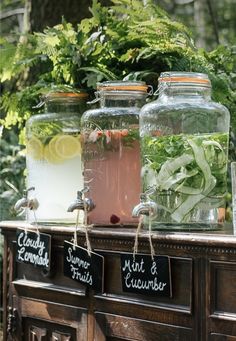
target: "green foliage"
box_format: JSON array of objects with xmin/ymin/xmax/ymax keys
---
[
  {"xmin": 0, "ymin": 0, "xmax": 235, "ymax": 144},
  {"xmin": 201, "ymin": 45, "xmax": 236, "ymax": 162},
  {"xmin": 142, "ymin": 132, "xmax": 228, "ymax": 222},
  {"xmin": 0, "ymin": 130, "xmax": 26, "ymax": 220},
  {"xmin": 205, "ymin": 46, "xmax": 236, "ymax": 127}
]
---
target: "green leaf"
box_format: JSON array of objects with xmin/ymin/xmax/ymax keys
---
[{"xmin": 79, "ymin": 66, "xmax": 117, "ymax": 80}]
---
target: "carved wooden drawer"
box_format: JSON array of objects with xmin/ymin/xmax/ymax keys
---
[
  {"xmin": 96, "ymin": 251, "xmax": 193, "ymax": 312},
  {"xmin": 94, "ymin": 312, "xmax": 193, "ymax": 341},
  {"xmin": 2, "ymin": 222, "xmax": 236, "ymax": 341},
  {"xmin": 12, "ymin": 238, "xmax": 87, "ymax": 304},
  {"xmin": 210, "ymin": 334, "xmax": 236, "ymax": 341},
  {"xmin": 210, "ymin": 260, "xmax": 236, "ymax": 319},
  {"xmin": 11, "ymin": 296, "xmax": 88, "ymax": 341}
]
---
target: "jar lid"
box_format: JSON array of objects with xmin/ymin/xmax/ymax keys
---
[
  {"xmin": 46, "ymin": 91, "xmax": 88, "ymax": 99},
  {"xmin": 97, "ymin": 81, "xmax": 148, "ymax": 93},
  {"xmin": 159, "ymin": 72, "xmax": 211, "ymax": 87}
]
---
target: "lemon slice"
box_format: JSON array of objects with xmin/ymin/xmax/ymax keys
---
[
  {"xmin": 48, "ymin": 136, "xmax": 65, "ymax": 163},
  {"xmin": 44, "ymin": 142, "xmax": 64, "ymax": 164},
  {"xmin": 26, "ymin": 136, "xmax": 44, "ymax": 160},
  {"xmin": 54, "ymin": 134, "xmax": 81, "ymax": 159}
]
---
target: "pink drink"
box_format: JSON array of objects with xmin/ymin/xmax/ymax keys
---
[{"xmin": 84, "ymin": 129, "xmax": 140, "ymax": 225}]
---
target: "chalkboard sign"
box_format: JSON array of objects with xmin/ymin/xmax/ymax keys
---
[
  {"xmin": 64, "ymin": 241, "xmax": 104, "ymax": 293},
  {"xmin": 16, "ymin": 229, "xmax": 51, "ymax": 270},
  {"xmin": 120, "ymin": 253, "xmax": 172, "ymax": 297}
]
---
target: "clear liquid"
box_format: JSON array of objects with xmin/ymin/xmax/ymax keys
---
[
  {"xmin": 141, "ymin": 132, "xmax": 229, "ymax": 229},
  {"xmin": 231, "ymin": 162, "xmax": 236, "ymax": 235},
  {"xmin": 233, "ymin": 204, "xmax": 236, "ymax": 235},
  {"xmin": 27, "ymin": 156, "xmax": 83, "ymax": 223}
]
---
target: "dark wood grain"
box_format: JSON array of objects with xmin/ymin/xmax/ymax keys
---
[{"xmin": 1, "ymin": 221, "xmax": 236, "ymax": 341}]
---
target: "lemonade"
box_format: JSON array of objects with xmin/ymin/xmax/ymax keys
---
[
  {"xmin": 26, "ymin": 132, "xmax": 83, "ymax": 223},
  {"xmin": 25, "ymin": 91, "xmax": 88, "ymax": 224}
]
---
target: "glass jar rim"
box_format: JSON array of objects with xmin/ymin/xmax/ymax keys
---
[
  {"xmin": 46, "ymin": 91, "xmax": 88, "ymax": 100},
  {"xmin": 97, "ymin": 81, "xmax": 148, "ymax": 93},
  {"xmin": 159, "ymin": 72, "xmax": 211, "ymax": 87}
]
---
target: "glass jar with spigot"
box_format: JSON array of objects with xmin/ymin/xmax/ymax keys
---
[
  {"xmin": 81, "ymin": 81, "xmax": 148, "ymax": 226},
  {"xmin": 134, "ymin": 72, "xmax": 230, "ymax": 230},
  {"xmin": 25, "ymin": 91, "xmax": 88, "ymax": 223}
]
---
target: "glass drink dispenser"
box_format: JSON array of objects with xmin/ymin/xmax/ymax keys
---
[
  {"xmin": 135, "ymin": 72, "xmax": 230, "ymax": 229},
  {"xmin": 26, "ymin": 91, "xmax": 88, "ymax": 223},
  {"xmin": 81, "ymin": 81, "xmax": 148, "ymax": 225}
]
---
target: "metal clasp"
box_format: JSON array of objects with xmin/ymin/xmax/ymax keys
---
[
  {"xmin": 153, "ymin": 72, "xmax": 171, "ymax": 96},
  {"xmin": 7, "ymin": 306, "xmax": 17, "ymax": 335},
  {"xmin": 87, "ymin": 91, "xmax": 100, "ymax": 104}
]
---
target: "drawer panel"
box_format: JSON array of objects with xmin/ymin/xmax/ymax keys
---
[
  {"xmin": 98, "ymin": 252, "xmax": 193, "ymax": 312},
  {"xmin": 95, "ymin": 312, "xmax": 193, "ymax": 341},
  {"xmin": 210, "ymin": 261, "xmax": 236, "ymax": 318},
  {"xmin": 210, "ymin": 333, "xmax": 236, "ymax": 341},
  {"xmin": 13, "ymin": 240, "xmax": 86, "ymax": 295}
]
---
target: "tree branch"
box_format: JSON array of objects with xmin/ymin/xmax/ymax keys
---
[
  {"xmin": 0, "ymin": 8, "xmax": 25, "ymax": 20},
  {"xmin": 206, "ymin": 0, "xmax": 220, "ymax": 45}
]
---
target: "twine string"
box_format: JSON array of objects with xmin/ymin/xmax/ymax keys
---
[
  {"xmin": 33, "ymin": 209, "xmax": 40, "ymax": 235},
  {"xmin": 73, "ymin": 210, "xmax": 80, "ymax": 249},
  {"xmin": 24, "ymin": 207, "xmax": 28, "ymax": 234},
  {"xmin": 83, "ymin": 203, "xmax": 92, "ymax": 257},
  {"xmin": 133, "ymin": 215, "xmax": 155, "ymax": 260},
  {"xmin": 148, "ymin": 216, "xmax": 155, "ymax": 260},
  {"xmin": 133, "ymin": 215, "xmax": 143, "ymax": 259}
]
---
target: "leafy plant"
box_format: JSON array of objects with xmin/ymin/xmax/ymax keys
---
[
  {"xmin": 203, "ymin": 45, "xmax": 236, "ymax": 161},
  {"xmin": 1, "ymin": 0, "xmax": 235, "ymax": 138},
  {"xmin": 0, "ymin": 130, "xmax": 26, "ymax": 220},
  {"xmin": 142, "ymin": 132, "xmax": 228, "ymax": 223}
]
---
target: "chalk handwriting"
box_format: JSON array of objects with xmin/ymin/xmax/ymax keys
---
[
  {"xmin": 16, "ymin": 229, "xmax": 51, "ymax": 269},
  {"xmin": 120, "ymin": 254, "xmax": 171, "ymax": 297}
]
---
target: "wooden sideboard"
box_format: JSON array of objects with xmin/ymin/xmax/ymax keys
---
[{"xmin": 1, "ymin": 221, "xmax": 236, "ymax": 341}]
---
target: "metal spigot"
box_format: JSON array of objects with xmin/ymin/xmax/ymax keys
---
[
  {"xmin": 67, "ymin": 188, "xmax": 95, "ymax": 212},
  {"xmin": 14, "ymin": 187, "xmax": 39, "ymax": 212},
  {"xmin": 132, "ymin": 193, "xmax": 157, "ymax": 218}
]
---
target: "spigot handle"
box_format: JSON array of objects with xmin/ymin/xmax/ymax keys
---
[
  {"xmin": 76, "ymin": 191, "xmax": 83, "ymax": 200},
  {"xmin": 23, "ymin": 187, "xmax": 36, "ymax": 198},
  {"xmin": 76, "ymin": 187, "xmax": 90, "ymax": 199},
  {"xmin": 140, "ymin": 193, "xmax": 147, "ymax": 202},
  {"xmin": 25, "ymin": 187, "xmax": 38, "ymax": 210},
  {"xmin": 81, "ymin": 186, "xmax": 90, "ymax": 194},
  {"xmin": 28, "ymin": 198, "xmax": 39, "ymax": 210}
]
